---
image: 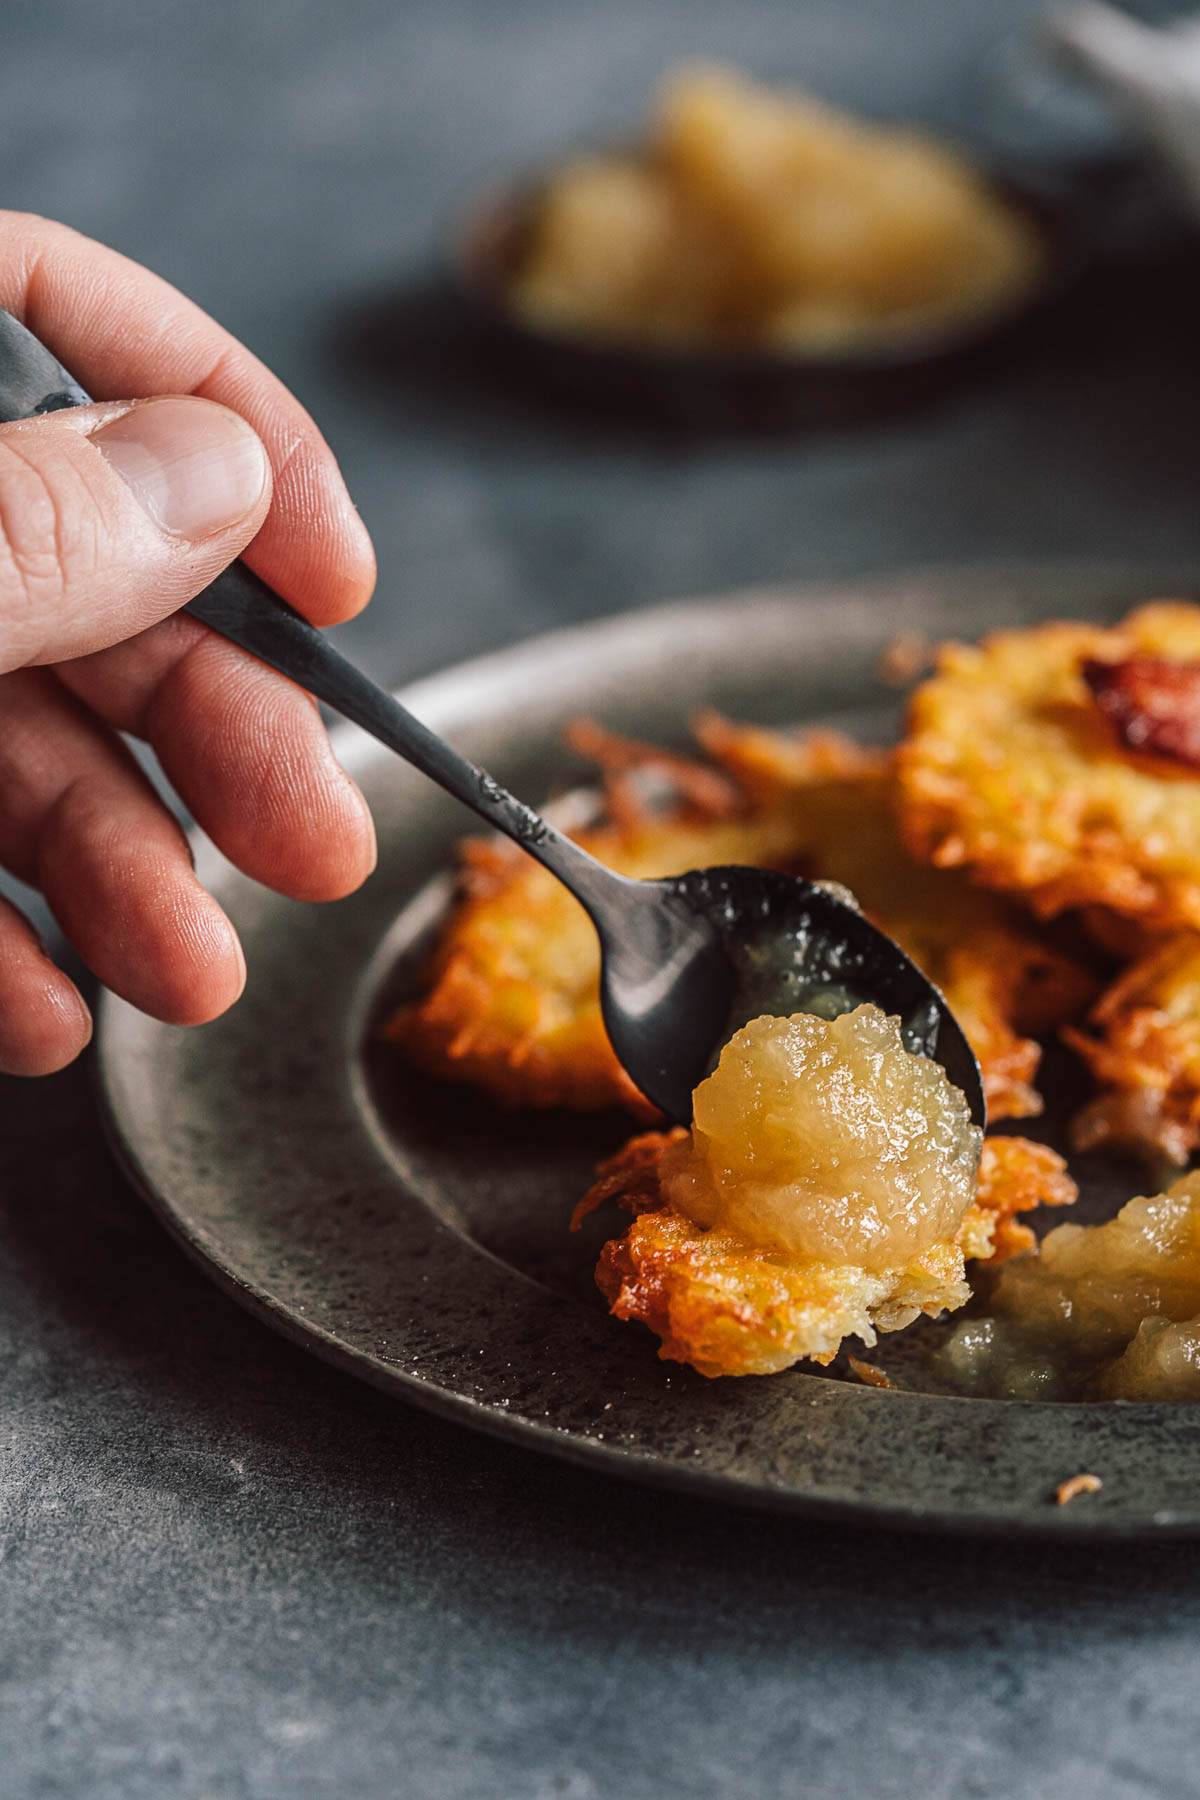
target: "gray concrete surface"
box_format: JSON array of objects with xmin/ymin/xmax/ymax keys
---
[{"xmin": 2, "ymin": 1, "xmax": 1200, "ymax": 1794}]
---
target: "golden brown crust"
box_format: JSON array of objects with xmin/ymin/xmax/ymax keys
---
[
  {"xmin": 1055, "ymin": 1473, "xmax": 1103, "ymax": 1506},
  {"xmin": 391, "ymin": 715, "xmax": 1094, "ymax": 1123},
  {"xmin": 380, "ymin": 833, "xmax": 656, "ymax": 1118},
  {"xmin": 1066, "ymin": 931, "xmax": 1200, "ymax": 1165},
  {"xmin": 577, "ymin": 1130, "xmax": 1075, "ymax": 1377},
  {"xmin": 382, "ymin": 742, "xmax": 808, "ymax": 1118},
  {"xmin": 592, "ymin": 1203, "xmax": 983, "ymax": 1378},
  {"xmin": 897, "ymin": 602, "xmax": 1200, "ymax": 930},
  {"xmin": 570, "ymin": 1127, "xmax": 688, "ymax": 1229},
  {"xmin": 974, "ymin": 1134, "xmax": 1079, "ymax": 1260},
  {"xmin": 846, "ymin": 1356, "xmax": 895, "ymax": 1388}
]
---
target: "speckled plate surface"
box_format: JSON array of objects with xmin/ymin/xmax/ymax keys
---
[{"xmin": 98, "ymin": 564, "xmax": 1200, "ymax": 1538}]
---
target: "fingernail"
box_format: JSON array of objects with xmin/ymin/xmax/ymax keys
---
[{"xmin": 92, "ymin": 397, "xmax": 270, "ymax": 539}]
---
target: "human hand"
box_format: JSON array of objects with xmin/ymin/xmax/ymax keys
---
[{"xmin": 0, "ymin": 212, "xmax": 378, "ymax": 1075}]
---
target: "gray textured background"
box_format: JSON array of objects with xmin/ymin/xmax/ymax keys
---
[{"xmin": 3, "ymin": 1, "xmax": 1200, "ymax": 1795}]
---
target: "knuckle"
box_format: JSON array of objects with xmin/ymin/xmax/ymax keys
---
[{"xmin": 0, "ymin": 434, "xmax": 103, "ymax": 664}]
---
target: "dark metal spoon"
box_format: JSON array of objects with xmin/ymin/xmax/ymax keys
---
[{"xmin": 0, "ymin": 308, "xmax": 985, "ymax": 1127}]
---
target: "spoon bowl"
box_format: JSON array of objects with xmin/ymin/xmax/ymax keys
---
[{"xmin": 597, "ymin": 863, "xmax": 985, "ymax": 1125}]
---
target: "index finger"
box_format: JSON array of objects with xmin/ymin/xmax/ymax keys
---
[{"xmin": 0, "ymin": 210, "xmax": 375, "ymax": 627}]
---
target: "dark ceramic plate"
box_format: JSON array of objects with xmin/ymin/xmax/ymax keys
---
[
  {"xmin": 453, "ymin": 151, "xmax": 1091, "ymax": 428},
  {"xmin": 98, "ymin": 565, "xmax": 1200, "ymax": 1538}
]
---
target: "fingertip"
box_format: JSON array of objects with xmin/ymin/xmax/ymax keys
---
[
  {"xmin": 37, "ymin": 775, "xmax": 248, "ymax": 1030},
  {"xmin": 242, "ymin": 455, "xmax": 376, "ymax": 628},
  {"xmin": 0, "ymin": 952, "xmax": 93, "ymax": 1077},
  {"xmin": 318, "ymin": 499, "xmax": 377, "ymax": 626},
  {"xmin": 32, "ymin": 982, "xmax": 93, "ymax": 1075},
  {"xmin": 147, "ymin": 887, "xmax": 246, "ymax": 1026},
  {"xmin": 354, "ymin": 781, "xmax": 379, "ymax": 881},
  {"xmin": 261, "ymin": 768, "xmax": 377, "ymax": 903},
  {"xmin": 322, "ymin": 557, "xmax": 376, "ymax": 626},
  {"xmin": 247, "ymin": 533, "xmax": 376, "ymax": 629},
  {"xmin": 343, "ymin": 534, "xmax": 377, "ymax": 622},
  {"xmin": 48, "ymin": 974, "xmax": 94, "ymax": 1054},
  {"xmin": 304, "ymin": 772, "xmax": 378, "ymax": 900}
]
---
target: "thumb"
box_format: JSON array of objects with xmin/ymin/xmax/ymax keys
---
[{"xmin": 0, "ymin": 396, "xmax": 272, "ymax": 675}]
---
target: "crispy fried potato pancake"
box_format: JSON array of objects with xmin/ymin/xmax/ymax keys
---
[
  {"xmin": 694, "ymin": 715, "xmax": 1095, "ymax": 1119},
  {"xmin": 381, "ymin": 758, "xmax": 807, "ymax": 1118},
  {"xmin": 897, "ymin": 602, "xmax": 1200, "ymax": 929},
  {"xmin": 574, "ymin": 1131, "xmax": 1075, "ymax": 1378},
  {"xmin": 1066, "ymin": 931, "xmax": 1200, "ymax": 1165},
  {"xmin": 388, "ymin": 717, "xmax": 1093, "ymax": 1120}
]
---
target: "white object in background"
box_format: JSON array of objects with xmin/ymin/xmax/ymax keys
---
[{"xmin": 1048, "ymin": 3, "xmax": 1200, "ymax": 212}]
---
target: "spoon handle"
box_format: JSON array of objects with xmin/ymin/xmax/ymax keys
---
[
  {"xmin": 186, "ymin": 560, "xmax": 609, "ymax": 893},
  {"xmin": 0, "ymin": 307, "xmax": 616, "ymax": 911}
]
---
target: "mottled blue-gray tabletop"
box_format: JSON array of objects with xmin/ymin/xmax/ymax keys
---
[{"xmin": 3, "ymin": 1, "xmax": 1200, "ymax": 1795}]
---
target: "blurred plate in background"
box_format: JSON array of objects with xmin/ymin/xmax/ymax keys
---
[{"xmin": 452, "ymin": 150, "xmax": 1093, "ymax": 429}]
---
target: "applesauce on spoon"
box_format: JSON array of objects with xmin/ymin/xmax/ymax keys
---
[{"xmin": 661, "ymin": 1006, "xmax": 983, "ymax": 1271}]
